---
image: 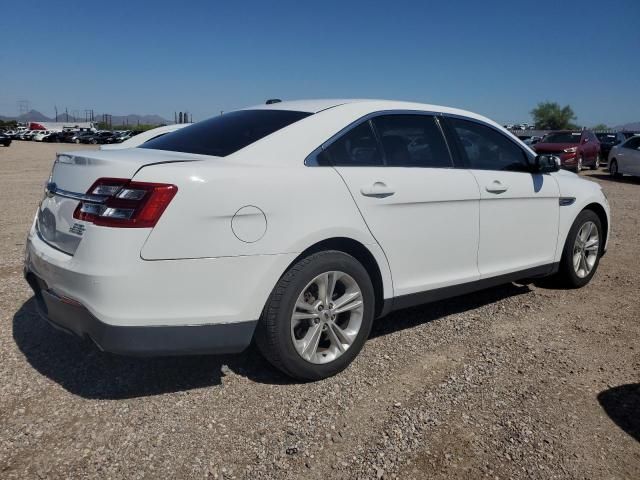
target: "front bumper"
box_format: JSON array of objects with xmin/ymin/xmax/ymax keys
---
[{"xmin": 24, "ymin": 271, "xmax": 257, "ymax": 356}]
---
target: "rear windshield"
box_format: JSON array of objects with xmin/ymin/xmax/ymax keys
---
[
  {"xmin": 140, "ymin": 109, "xmax": 312, "ymax": 157},
  {"xmin": 596, "ymin": 133, "xmax": 616, "ymax": 141},
  {"xmin": 542, "ymin": 132, "xmax": 582, "ymax": 144}
]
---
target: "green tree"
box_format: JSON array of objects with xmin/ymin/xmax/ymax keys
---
[
  {"xmin": 592, "ymin": 123, "xmax": 609, "ymax": 131},
  {"xmin": 531, "ymin": 102, "xmax": 577, "ymax": 130}
]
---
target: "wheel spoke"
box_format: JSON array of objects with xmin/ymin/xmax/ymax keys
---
[
  {"xmin": 334, "ymin": 298, "xmax": 363, "ymax": 315},
  {"xmin": 580, "ymin": 252, "xmax": 588, "ymax": 274},
  {"xmin": 326, "ymin": 272, "xmax": 339, "ymax": 305},
  {"xmin": 295, "ymin": 300, "xmax": 316, "ymax": 313},
  {"xmin": 328, "ymin": 321, "xmax": 353, "ymax": 348},
  {"xmin": 584, "ymin": 238, "xmax": 599, "ymax": 252},
  {"xmin": 316, "ymin": 273, "xmax": 328, "ymax": 307},
  {"xmin": 301, "ymin": 323, "xmax": 323, "ymax": 360},
  {"xmin": 573, "ymin": 252, "xmax": 581, "ymax": 272},
  {"xmin": 332, "ymin": 291, "xmax": 361, "ymax": 311},
  {"xmin": 293, "ymin": 312, "xmax": 319, "ymax": 321}
]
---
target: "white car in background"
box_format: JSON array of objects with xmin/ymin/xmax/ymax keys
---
[
  {"xmin": 25, "ymin": 99, "xmax": 610, "ymax": 380},
  {"xmin": 100, "ymin": 124, "xmax": 189, "ymax": 150},
  {"xmin": 33, "ymin": 130, "xmax": 53, "ymax": 142},
  {"xmin": 608, "ymin": 135, "xmax": 640, "ymax": 177}
]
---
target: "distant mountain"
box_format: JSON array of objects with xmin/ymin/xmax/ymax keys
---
[
  {"xmin": 614, "ymin": 122, "xmax": 640, "ymax": 131},
  {"xmin": 0, "ymin": 110, "xmax": 170, "ymax": 126},
  {"xmin": 0, "ymin": 109, "xmax": 53, "ymax": 122}
]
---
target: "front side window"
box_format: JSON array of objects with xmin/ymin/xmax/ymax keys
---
[
  {"xmin": 371, "ymin": 115, "xmax": 451, "ymax": 167},
  {"xmin": 449, "ymin": 118, "xmax": 530, "ymax": 171},
  {"xmin": 321, "ymin": 121, "xmax": 383, "ymax": 166},
  {"xmin": 624, "ymin": 137, "xmax": 640, "ymax": 150},
  {"xmin": 141, "ymin": 109, "xmax": 312, "ymax": 157}
]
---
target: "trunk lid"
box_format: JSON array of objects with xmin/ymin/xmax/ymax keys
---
[{"xmin": 37, "ymin": 148, "xmax": 203, "ymax": 255}]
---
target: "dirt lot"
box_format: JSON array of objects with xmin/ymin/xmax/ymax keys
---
[{"xmin": 0, "ymin": 141, "xmax": 638, "ymax": 479}]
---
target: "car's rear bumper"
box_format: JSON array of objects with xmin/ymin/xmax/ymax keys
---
[{"xmin": 24, "ymin": 270, "xmax": 257, "ymax": 356}]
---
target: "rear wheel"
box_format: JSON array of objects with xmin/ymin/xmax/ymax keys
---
[
  {"xmin": 609, "ymin": 159, "xmax": 621, "ymax": 177},
  {"xmin": 591, "ymin": 154, "xmax": 600, "ymax": 170},
  {"xmin": 255, "ymin": 251, "xmax": 375, "ymax": 380},
  {"xmin": 556, "ymin": 210, "xmax": 602, "ymax": 288}
]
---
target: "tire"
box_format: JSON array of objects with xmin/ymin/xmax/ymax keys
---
[
  {"xmin": 255, "ymin": 250, "xmax": 375, "ymax": 381},
  {"xmin": 591, "ymin": 154, "xmax": 600, "ymax": 170},
  {"xmin": 74, "ymin": 139, "xmax": 80, "ymax": 144},
  {"xmin": 575, "ymin": 156, "xmax": 583, "ymax": 173},
  {"xmin": 555, "ymin": 210, "xmax": 603, "ymax": 288},
  {"xmin": 610, "ymin": 159, "xmax": 621, "ymax": 177}
]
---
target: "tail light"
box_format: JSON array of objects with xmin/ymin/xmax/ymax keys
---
[{"xmin": 73, "ymin": 177, "xmax": 177, "ymax": 228}]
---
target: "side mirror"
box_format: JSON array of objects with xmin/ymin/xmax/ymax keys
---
[{"xmin": 534, "ymin": 154, "xmax": 560, "ymax": 173}]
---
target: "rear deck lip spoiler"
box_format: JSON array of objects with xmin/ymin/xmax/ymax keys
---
[{"xmin": 45, "ymin": 182, "xmax": 108, "ymax": 204}]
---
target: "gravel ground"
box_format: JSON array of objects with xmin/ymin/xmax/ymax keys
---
[{"xmin": 0, "ymin": 141, "xmax": 638, "ymax": 479}]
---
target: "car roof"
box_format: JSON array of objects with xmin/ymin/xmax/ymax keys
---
[{"xmin": 244, "ymin": 98, "xmax": 491, "ymax": 120}]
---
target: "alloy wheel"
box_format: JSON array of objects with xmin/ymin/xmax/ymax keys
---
[
  {"xmin": 290, "ymin": 271, "xmax": 364, "ymax": 364},
  {"xmin": 573, "ymin": 221, "xmax": 599, "ymax": 278}
]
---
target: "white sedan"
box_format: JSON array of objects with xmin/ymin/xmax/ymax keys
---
[
  {"xmin": 25, "ymin": 99, "xmax": 610, "ymax": 380},
  {"xmin": 608, "ymin": 135, "xmax": 640, "ymax": 177},
  {"xmin": 99, "ymin": 124, "xmax": 188, "ymax": 150}
]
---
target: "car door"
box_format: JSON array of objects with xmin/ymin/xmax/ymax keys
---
[
  {"xmin": 321, "ymin": 114, "xmax": 481, "ymax": 298},
  {"xmin": 622, "ymin": 137, "xmax": 640, "ymax": 175},
  {"xmin": 444, "ymin": 116, "xmax": 560, "ymax": 278}
]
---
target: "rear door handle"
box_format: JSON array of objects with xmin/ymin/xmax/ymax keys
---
[
  {"xmin": 360, "ymin": 182, "xmax": 395, "ymax": 198},
  {"xmin": 485, "ymin": 180, "xmax": 509, "ymax": 194}
]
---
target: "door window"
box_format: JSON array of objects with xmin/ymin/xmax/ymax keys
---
[
  {"xmin": 449, "ymin": 118, "xmax": 530, "ymax": 171},
  {"xmin": 623, "ymin": 137, "xmax": 640, "ymax": 150},
  {"xmin": 321, "ymin": 121, "xmax": 383, "ymax": 166},
  {"xmin": 371, "ymin": 115, "xmax": 451, "ymax": 167}
]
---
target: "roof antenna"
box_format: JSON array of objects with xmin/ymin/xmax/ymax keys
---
[{"xmin": 266, "ymin": 98, "xmax": 282, "ymax": 105}]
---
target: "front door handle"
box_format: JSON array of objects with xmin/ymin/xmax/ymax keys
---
[
  {"xmin": 485, "ymin": 180, "xmax": 509, "ymax": 194},
  {"xmin": 360, "ymin": 182, "xmax": 395, "ymax": 198}
]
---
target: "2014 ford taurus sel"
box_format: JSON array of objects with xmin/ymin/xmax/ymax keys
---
[{"xmin": 24, "ymin": 99, "xmax": 610, "ymax": 380}]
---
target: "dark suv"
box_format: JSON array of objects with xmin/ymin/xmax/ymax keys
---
[
  {"xmin": 595, "ymin": 132, "xmax": 626, "ymax": 165},
  {"xmin": 533, "ymin": 130, "xmax": 601, "ymax": 172}
]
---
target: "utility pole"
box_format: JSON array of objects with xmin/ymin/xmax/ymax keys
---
[
  {"xmin": 65, "ymin": 107, "xmax": 69, "ymax": 122},
  {"xmin": 54, "ymin": 105, "xmax": 58, "ymax": 122}
]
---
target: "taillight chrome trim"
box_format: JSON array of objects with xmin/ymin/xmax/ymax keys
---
[{"xmin": 45, "ymin": 181, "xmax": 108, "ymax": 204}]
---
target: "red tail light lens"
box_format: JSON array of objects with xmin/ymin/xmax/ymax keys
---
[{"xmin": 73, "ymin": 177, "xmax": 177, "ymax": 228}]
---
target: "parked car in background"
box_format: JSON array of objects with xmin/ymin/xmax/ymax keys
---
[
  {"xmin": 26, "ymin": 99, "xmax": 610, "ymax": 380},
  {"xmin": 21, "ymin": 130, "xmax": 41, "ymax": 141},
  {"xmin": 608, "ymin": 135, "xmax": 640, "ymax": 177},
  {"xmin": 595, "ymin": 132, "xmax": 626, "ymax": 165},
  {"xmin": 621, "ymin": 131, "xmax": 640, "ymax": 139},
  {"xmin": 33, "ymin": 130, "xmax": 53, "ymax": 142},
  {"xmin": 0, "ymin": 131, "xmax": 11, "ymax": 146},
  {"xmin": 533, "ymin": 130, "xmax": 601, "ymax": 172},
  {"xmin": 44, "ymin": 132, "xmax": 66, "ymax": 143},
  {"xmin": 81, "ymin": 131, "xmax": 116, "ymax": 144},
  {"xmin": 72, "ymin": 131, "xmax": 95, "ymax": 144},
  {"xmin": 100, "ymin": 124, "xmax": 188, "ymax": 150}
]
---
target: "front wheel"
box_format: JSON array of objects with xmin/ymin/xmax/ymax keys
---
[
  {"xmin": 610, "ymin": 159, "xmax": 621, "ymax": 177},
  {"xmin": 255, "ymin": 251, "xmax": 375, "ymax": 380},
  {"xmin": 575, "ymin": 156, "xmax": 583, "ymax": 173},
  {"xmin": 591, "ymin": 154, "xmax": 600, "ymax": 170},
  {"xmin": 556, "ymin": 210, "xmax": 602, "ymax": 288}
]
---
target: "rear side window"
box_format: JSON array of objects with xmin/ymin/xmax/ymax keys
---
[
  {"xmin": 372, "ymin": 115, "xmax": 451, "ymax": 167},
  {"xmin": 141, "ymin": 109, "xmax": 312, "ymax": 157},
  {"xmin": 449, "ymin": 118, "xmax": 530, "ymax": 171},
  {"xmin": 321, "ymin": 121, "xmax": 384, "ymax": 166}
]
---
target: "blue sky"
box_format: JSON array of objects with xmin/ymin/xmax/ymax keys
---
[{"xmin": 1, "ymin": 0, "xmax": 638, "ymax": 126}]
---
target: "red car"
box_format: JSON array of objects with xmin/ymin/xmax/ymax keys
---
[{"xmin": 533, "ymin": 130, "xmax": 601, "ymax": 172}]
